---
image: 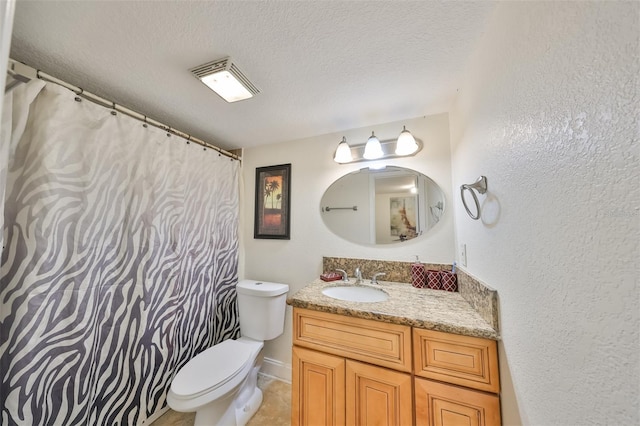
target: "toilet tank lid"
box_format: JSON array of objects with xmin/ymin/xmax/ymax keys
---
[{"xmin": 237, "ymin": 279, "xmax": 289, "ymax": 296}]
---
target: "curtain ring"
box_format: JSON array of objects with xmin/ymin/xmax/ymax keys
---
[
  {"xmin": 142, "ymin": 116, "xmax": 148, "ymax": 128},
  {"xmin": 186, "ymin": 135, "xmax": 191, "ymax": 144},
  {"xmin": 110, "ymin": 102, "xmax": 116, "ymax": 116}
]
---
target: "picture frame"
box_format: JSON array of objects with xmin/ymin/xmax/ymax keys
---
[
  {"xmin": 254, "ymin": 163, "xmax": 291, "ymax": 239},
  {"xmin": 389, "ymin": 196, "xmax": 418, "ymax": 242}
]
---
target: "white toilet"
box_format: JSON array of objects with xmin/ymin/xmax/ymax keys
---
[{"xmin": 167, "ymin": 279, "xmax": 289, "ymax": 426}]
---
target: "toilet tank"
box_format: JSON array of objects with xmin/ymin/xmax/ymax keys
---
[{"xmin": 237, "ymin": 280, "xmax": 289, "ymax": 341}]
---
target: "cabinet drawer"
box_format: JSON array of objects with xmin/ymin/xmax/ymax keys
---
[
  {"xmin": 415, "ymin": 378, "xmax": 501, "ymax": 426},
  {"xmin": 413, "ymin": 328, "xmax": 499, "ymax": 393},
  {"xmin": 293, "ymin": 308, "xmax": 412, "ymax": 372}
]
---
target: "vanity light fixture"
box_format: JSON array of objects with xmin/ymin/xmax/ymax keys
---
[
  {"xmin": 368, "ymin": 164, "xmax": 386, "ymax": 170},
  {"xmin": 190, "ymin": 57, "xmax": 259, "ymax": 103},
  {"xmin": 395, "ymin": 126, "xmax": 419, "ymax": 155},
  {"xmin": 363, "ymin": 132, "xmax": 384, "ymax": 160},
  {"xmin": 332, "ymin": 126, "xmax": 423, "ymax": 164},
  {"xmin": 334, "ymin": 137, "xmax": 353, "ymax": 163}
]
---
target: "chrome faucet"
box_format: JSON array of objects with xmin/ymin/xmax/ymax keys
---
[
  {"xmin": 355, "ymin": 267, "xmax": 363, "ymax": 284},
  {"xmin": 371, "ymin": 272, "xmax": 386, "ymax": 285},
  {"xmin": 335, "ymin": 269, "xmax": 348, "ymax": 282}
]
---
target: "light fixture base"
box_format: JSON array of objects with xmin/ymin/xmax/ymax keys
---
[
  {"xmin": 190, "ymin": 57, "xmax": 259, "ymax": 103},
  {"xmin": 337, "ymin": 138, "xmax": 423, "ymax": 164}
]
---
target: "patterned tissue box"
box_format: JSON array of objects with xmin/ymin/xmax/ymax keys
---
[
  {"xmin": 440, "ymin": 271, "xmax": 457, "ymax": 292},
  {"xmin": 320, "ymin": 272, "xmax": 342, "ymax": 282},
  {"xmin": 426, "ymin": 270, "xmax": 441, "ymax": 290}
]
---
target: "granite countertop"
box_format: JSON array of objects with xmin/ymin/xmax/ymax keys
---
[{"xmin": 287, "ymin": 279, "xmax": 500, "ymax": 340}]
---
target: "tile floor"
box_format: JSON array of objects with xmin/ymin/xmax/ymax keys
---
[{"xmin": 152, "ymin": 375, "xmax": 290, "ymax": 426}]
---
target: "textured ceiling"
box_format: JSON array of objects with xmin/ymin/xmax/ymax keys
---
[{"xmin": 10, "ymin": 1, "xmax": 495, "ymax": 150}]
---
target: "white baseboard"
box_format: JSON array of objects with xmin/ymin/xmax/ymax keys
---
[
  {"xmin": 260, "ymin": 357, "xmax": 292, "ymax": 383},
  {"xmin": 141, "ymin": 405, "xmax": 169, "ymax": 425}
]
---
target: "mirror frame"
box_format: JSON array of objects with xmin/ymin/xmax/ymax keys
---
[{"xmin": 320, "ymin": 166, "xmax": 445, "ymax": 245}]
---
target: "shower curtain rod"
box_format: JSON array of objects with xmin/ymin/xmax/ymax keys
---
[{"xmin": 5, "ymin": 59, "xmax": 240, "ymax": 161}]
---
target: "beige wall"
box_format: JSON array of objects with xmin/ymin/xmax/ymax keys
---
[
  {"xmin": 449, "ymin": 2, "xmax": 639, "ymax": 424},
  {"xmin": 240, "ymin": 113, "xmax": 455, "ymax": 376}
]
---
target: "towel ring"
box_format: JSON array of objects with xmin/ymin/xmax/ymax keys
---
[{"xmin": 460, "ymin": 176, "xmax": 487, "ymax": 220}]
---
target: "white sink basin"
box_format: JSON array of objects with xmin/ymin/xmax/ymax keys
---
[{"xmin": 322, "ymin": 285, "xmax": 389, "ymax": 303}]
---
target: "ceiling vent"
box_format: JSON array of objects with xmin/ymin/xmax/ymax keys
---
[{"xmin": 190, "ymin": 57, "xmax": 259, "ymax": 103}]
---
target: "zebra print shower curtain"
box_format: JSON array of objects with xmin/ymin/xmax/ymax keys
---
[{"xmin": 0, "ymin": 81, "xmax": 240, "ymax": 425}]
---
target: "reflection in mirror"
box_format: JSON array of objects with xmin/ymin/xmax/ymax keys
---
[{"xmin": 321, "ymin": 166, "xmax": 445, "ymax": 245}]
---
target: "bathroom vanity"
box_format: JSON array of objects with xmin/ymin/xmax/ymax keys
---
[{"xmin": 288, "ymin": 279, "xmax": 501, "ymax": 426}]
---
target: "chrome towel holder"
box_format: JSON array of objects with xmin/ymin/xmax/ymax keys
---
[
  {"xmin": 460, "ymin": 176, "xmax": 487, "ymax": 220},
  {"xmin": 322, "ymin": 206, "xmax": 358, "ymax": 212}
]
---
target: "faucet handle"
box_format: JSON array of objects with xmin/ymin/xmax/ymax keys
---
[
  {"xmin": 335, "ymin": 269, "xmax": 348, "ymax": 282},
  {"xmin": 371, "ymin": 272, "xmax": 386, "ymax": 284}
]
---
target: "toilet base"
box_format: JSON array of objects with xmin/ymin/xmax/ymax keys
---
[
  {"xmin": 193, "ymin": 388, "xmax": 237, "ymax": 426},
  {"xmin": 193, "ymin": 386, "xmax": 262, "ymax": 426},
  {"xmin": 235, "ymin": 387, "xmax": 263, "ymax": 426},
  {"xmin": 191, "ymin": 347, "xmax": 264, "ymax": 426}
]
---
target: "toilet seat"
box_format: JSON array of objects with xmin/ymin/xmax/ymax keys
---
[{"xmin": 170, "ymin": 339, "xmax": 257, "ymax": 400}]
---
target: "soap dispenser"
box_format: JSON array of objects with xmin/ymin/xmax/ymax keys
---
[{"xmin": 411, "ymin": 255, "xmax": 426, "ymax": 288}]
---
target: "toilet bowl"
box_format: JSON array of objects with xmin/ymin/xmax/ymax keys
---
[
  {"xmin": 167, "ymin": 279, "xmax": 288, "ymax": 426},
  {"xmin": 167, "ymin": 337, "xmax": 264, "ymax": 426}
]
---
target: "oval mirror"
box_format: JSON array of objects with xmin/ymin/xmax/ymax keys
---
[{"xmin": 320, "ymin": 166, "xmax": 445, "ymax": 245}]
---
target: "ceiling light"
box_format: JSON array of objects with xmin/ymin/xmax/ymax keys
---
[
  {"xmin": 334, "ymin": 137, "xmax": 353, "ymax": 163},
  {"xmin": 395, "ymin": 126, "xmax": 418, "ymax": 155},
  {"xmin": 190, "ymin": 57, "xmax": 259, "ymax": 103},
  {"xmin": 363, "ymin": 132, "xmax": 383, "ymax": 160}
]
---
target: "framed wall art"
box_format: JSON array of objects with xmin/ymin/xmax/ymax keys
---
[
  {"xmin": 390, "ymin": 196, "xmax": 418, "ymax": 242},
  {"xmin": 254, "ymin": 163, "xmax": 291, "ymax": 239}
]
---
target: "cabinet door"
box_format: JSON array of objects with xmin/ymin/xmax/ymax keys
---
[
  {"xmin": 346, "ymin": 360, "xmax": 413, "ymax": 426},
  {"xmin": 292, "ymin": 346, "xmax": 345, "ymax": 426},
  {"xmin": 415, "ymin": 378, "xmax": 501, "ymax": 426}
]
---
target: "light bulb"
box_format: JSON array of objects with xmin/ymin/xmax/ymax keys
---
[
  {"xmin": 334, "ymin": 137, "xmax": 353, "ymax": 163},
  {"xmin": 395, "ymin": 126, "xmax": 418, "ymax": 155},
  {"xmin": 363, "ymin": 132, "xmax": 383, "ymax": 160}
]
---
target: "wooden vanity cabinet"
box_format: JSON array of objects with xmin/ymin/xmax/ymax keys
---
[
  {"xmin": 292, "ymin": 308, "xmax": 413, "ymax": 426},
  {"xmin": 413, "ymin": 329, "xmax": 501, "ymax": 426},
  {"xmin": 292, "ymin": 307, "xmax": 501, "ymax": 426}
]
